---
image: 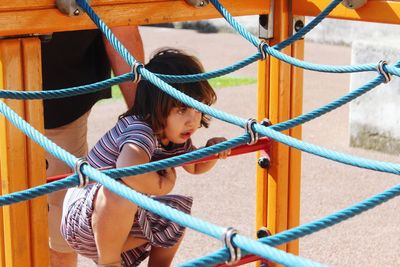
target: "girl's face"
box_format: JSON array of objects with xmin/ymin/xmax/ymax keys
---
[{"xmin": 160, "ymin": 106, "xmax": 202, "ymax": 145}]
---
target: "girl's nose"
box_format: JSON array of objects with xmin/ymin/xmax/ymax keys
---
[{"xmin": 186, "ymin": 109, "xmax": 200, "ymax": 125}]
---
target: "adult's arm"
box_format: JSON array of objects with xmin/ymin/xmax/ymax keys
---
[{"xmin": 103, "ymin": 26, "xmax": 145, "ymax": 109}]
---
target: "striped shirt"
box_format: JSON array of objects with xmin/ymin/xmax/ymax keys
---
[
  {"xmin": 64, "ymin": 115, "xmax": 194, "ymax": 212},
  {"xmin": 87, "ymin": 115, "xmax": 194, "ymax": 168},
  {"xmin": 61, "ymin": 115, "xmax": 195, "ymax": 265}
]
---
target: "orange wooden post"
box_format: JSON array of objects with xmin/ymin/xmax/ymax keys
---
[
  {"xmin": 0, "ymin": 38, "xmax": 48, "ymax": 267},
  {"xmin": 256, "ymin": 1, "xmax": 304, "ymax": 264},
  {"xmin": 256, "ymin": 48, "xmax": 271, "ymax": 234},
  {"xmin": 287, "ymin": 35, "xmax": 304, "ymax": 256},
  {"xmin": 294, "ymin": 0, "xmax": 400, "ymax": 24},
  {"xmin": 22, "ymin": 38, "xmax": 49, "ymax": 267},
  {"xmin": 0, "ymin": 58, "xmax": 5, "ymax": 267}
]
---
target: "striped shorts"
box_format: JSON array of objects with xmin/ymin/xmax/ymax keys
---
[{"xmin": 61, "ymin": 183, "xmax": 192, "ymax": 266}]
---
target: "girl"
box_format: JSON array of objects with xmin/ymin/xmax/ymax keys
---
[{"xmin": 61, "ymin": 48, "xmax": 230, "ymax": 267}]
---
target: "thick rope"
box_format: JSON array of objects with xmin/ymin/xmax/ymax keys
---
[
  {"xmin": 0, "ymin": 0, "xmax": 398, "ymax": 266},
  {"xmin": 273, "ymin": 0, "xmax": 343, "ymax": 50},
  {"xmin": 181, "ymin": 182, "xmax": 400, "ymax": 266},
  {"xmin": 209, "ymin": 0, "xmax": 400, "ymax": 77},
  {"xmin": 0, "ymin": 100, "xmax": 324, "ymax": 266}
]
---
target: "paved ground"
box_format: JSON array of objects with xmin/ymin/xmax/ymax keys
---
[{"xmin": 79, "ymin": 27, "xmax": 400, "ymax": 266}]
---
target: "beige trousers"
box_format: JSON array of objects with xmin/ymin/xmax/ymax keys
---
[{"xmin": 45, "ymin": 111, "xmax": 90, "ymax": 253}]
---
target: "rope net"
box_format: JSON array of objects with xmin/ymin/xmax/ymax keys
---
[{"xmin": 0, "ymin": 0, "xmax": 399, "ymax": 266}]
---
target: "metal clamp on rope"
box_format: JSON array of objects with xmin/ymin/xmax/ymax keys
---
[
  {"xmin": 185, "ymin": 0, "xmax": 209, "ymax": 8},
  {"xmin": 131, "ymin": 61, "xmax": 144, "ymax": 83},
  {"xmin": 245, "ymin": 118, "xmax": 259, "ymax": 145},
  {"xmin": 223, "ymin": 227, "xmax": 241, "ymax": 265},
  {"xmin": 56, "ymin": 0, "xmax": 92, "ymax": 16},
  {"xmin": 257, "ymin": 41, "xmax": 268, "ymax": 60},
  {"xmin": 74, "ymin": 157, "xmax": 89, "ymax": 188},
  {"xmin": 377, "ymin": 60, "xmax": 391, "ymax": 83}
]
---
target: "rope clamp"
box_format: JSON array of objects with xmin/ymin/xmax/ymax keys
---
[
  {"xmin": 257, "ymin": 41, "xmax": 268, "ymax": 60},
  {"xmin": 377, "ymin": 60, "xmax": 391, "ymax": 83},
  {"xmin": 131, "ymin": 61, "xmax": 144, "ymax": 83},
  {"xmin": 245, "ymin": 118, "xmax": 259, "ymax": 145},
  {"xmin": 223, "ymin": 227, "xmax": 241, "ymax": 265},
  {"xmin": 74, "ymin": 157, "xmax": 89, "ymax": 188}
]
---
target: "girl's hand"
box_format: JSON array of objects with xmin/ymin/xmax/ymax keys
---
[{"xmin": 205, "ymin": 137, "xmax": 231, "ymax": 159}]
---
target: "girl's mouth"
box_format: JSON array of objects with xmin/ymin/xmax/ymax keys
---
[{"xmin": 181, "ymin": 131, "xmax": 192, "ymax": 139}]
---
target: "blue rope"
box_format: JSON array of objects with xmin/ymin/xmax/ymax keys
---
[
  {"xmin": 272, "ymin": 75, "xmax": 384, "ymax": 131},
  {"xmin": 181, "ymin": 181, "xmax": 400, "ymax": 266},
  {"xmin": 0, "ymin": 1, "xmax": 397, "ymax": 266},
  {"xmin": 0, "ymin": 73, "xmax": 396, "ymax": 264},
  {"xmin": 85, "ymin": 163, "xmax": 326, "ymax": 267},
  {"xmin": 209, "ymin": 0, "xmax": 400, "ymax": 77},
  {"xmin": 155, "ymin": 53, "xmax": 260, "ymax": 83},
  {"xmin": 0, "ymin": 74, "xmax": 131, "ymax": 100},
  {"xmin": 273, "ymin": 0, "xmax": 343, "ymax": 50},
  {"xmin": 0, "ymin": 176, "xmax": 77, "ymax": 206},
  {"xmin": 21, "ymin": 0, "xmax": 400, "ymax": 184},
  {"xmin": 2, "ymin": 91, "xmax": 398, "ymax": 266},
  {"xmin": 0, "ymin": 100, "xmax": 323, "ymax": 266}
]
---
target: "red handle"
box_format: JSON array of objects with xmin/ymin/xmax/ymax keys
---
[{"xmin": 46, "ymin": 137, "xmax": 271, "ymax": 183}]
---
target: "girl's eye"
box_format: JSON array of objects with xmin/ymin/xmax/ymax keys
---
[{"xmin": 177, "ymin": 107, "xmax": 187, "ymax": 114}]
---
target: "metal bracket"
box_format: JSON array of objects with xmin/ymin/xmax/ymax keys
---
[
  {"xmin": 291, "ymin": 16, "xmax": 305, "ymax": 37},
  {"xmin": 259, "ymin": 0, "xmax": 274, "ymax": 40},
  {"xmin": 56, "ymin": 0, "xmax": 92, "ymax": 16},
  {"xmin": 185, "ymin": 0, "xmax": 209, "ymax": 8},
  {"xmin": 342, "ymin": 0, "xmax": 367, "ymax": 9}
]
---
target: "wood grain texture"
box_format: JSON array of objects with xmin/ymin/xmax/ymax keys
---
[{"xmin": 0, "ymin": 0, "xmax": 268, "ymax": 36}]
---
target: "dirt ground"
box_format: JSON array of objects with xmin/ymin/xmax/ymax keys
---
[{"xmin": 78, "ymin": 26, "xmax": 400, "ymax": 266}]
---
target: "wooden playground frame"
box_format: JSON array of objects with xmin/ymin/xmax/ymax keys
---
[{"xmin": 0, "ymin": 0, "xmax": 399, "ymax": 266}]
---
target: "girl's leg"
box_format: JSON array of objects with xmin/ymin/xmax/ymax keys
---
[
  {"xmin": 92, "ymin": 186, "xmax": 139, "ymax": 265},
  {"xmin": 147, "ymin": 234, "xmax": 185, "ymax": 267}
]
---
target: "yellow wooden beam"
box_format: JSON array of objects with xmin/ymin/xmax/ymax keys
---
[
  {"xmin": 293, "ymin": 0, "xmax": 400, "ymax": 24},
  {"xmin": 267, "ymin": 0, "xmax": 292, "ymax": 257},
  {"xmin": 287, "ymin": 39, "xmax": 304, "ymax": 256},
  {"xmin": 0, "ymin": 0, "xmax": 268, "ymax": 37},
  {"xmin": 22, "ymin": 38, "xmax": 49, "ymax": 267},
  {"xmin": 256, "ymin": 46, "xmax": 271, "ymax": 233},
  {"xmin": 0, "ymin": 39, "xmax": 32, "ymax": 267},
  {"xmin": 0, "ymin": 58, "xmax": 5, "ymax": 267},
  {"xmin": 256, "ymin": 2, "xmax": 304, "ymax": 266},
  {"xmin": 0, "ymin": 38, "xmax": 48, "ymax": 267}
]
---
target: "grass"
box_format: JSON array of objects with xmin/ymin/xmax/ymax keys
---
[{"xmin": 110, "ymin": 76, "xmax": 257, "ymax": 100}]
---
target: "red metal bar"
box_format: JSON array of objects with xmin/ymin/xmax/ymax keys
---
[
  {"xmin": 46, "ymin": 137, "xmax": 271, "ymax": 183},
  {"xmin": 214, "ymin": 254, "xmax": 270, "ymax": 267},
  {"xmin": 186, "ymin": 137, "xmax": 270, "ymax": 164}
]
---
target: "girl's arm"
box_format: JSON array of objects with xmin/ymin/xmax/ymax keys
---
[
  {"xmin": 116, "ymin": 143, "xmax": 176, "ymax": 196},
  {"xmin": 183, "ymin": 137, "xmax": 230, "ymax": 174},
  {"xmin": 103, "ymin": 26, "xmax": 144, "ymax": 109}
]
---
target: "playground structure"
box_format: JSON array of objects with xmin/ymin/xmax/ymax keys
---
[{"xmin": 0, "ymin": 0, "xmax": 400, "ymax": 266}]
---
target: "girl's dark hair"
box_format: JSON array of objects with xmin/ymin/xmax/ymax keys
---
[{"xmin": 120, "ymin": 48, "xmax": 217, "ymax": 136}]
